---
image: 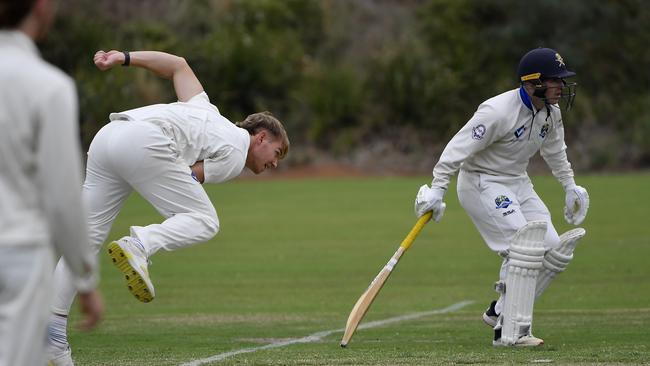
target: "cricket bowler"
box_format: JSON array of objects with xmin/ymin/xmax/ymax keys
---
[{"xmin": 47, "ymin": 49, "xmax": 289, "ymax": 365}]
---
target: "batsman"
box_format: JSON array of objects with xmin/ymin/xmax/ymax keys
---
[{"xmin": 414, "ymin": 47, "xmax": 589, "ymax": 346}]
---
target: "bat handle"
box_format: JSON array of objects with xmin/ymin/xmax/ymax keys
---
[{"xmin": 400, "ymin": 211, "xmax": 433, "ymax": 251}]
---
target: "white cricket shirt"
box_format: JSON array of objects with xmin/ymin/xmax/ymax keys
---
[
  {"xmin": 0, "ymin": 31, "xmax": 96, "ymax": 290},
  {"xmin": 109, "ymin": 92, "xmax": 250, "ymax": 184},
  {"xmin": 432, "ymin": 88, "xmax": 575, "ymax": 191}
]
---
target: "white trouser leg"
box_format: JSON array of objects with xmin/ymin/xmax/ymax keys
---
[
  {"xmin": 458, "ymin": 171, "xmax": 529, "ymax": 252},
  {"xmin": 86, "ymin": 120, "xmax": 219, "ymax": 257},
  {"xmin": 457, "ymin": 170, "xmax": 559, "ymax": 252},
  {"xmin": 0, "ymin": 246, "xmax": 53, "ymax": 366},
  {"xmin": 51, "ymin": 261, "xmax": 78, "ymax": 316},
  {"xmin": 127, "ymin": 162, "xmax": 219, "ymax": 255},
  {"xmin": 51, "ymin": 120, "xmax": 133, "ymax": 315},
  {"xmin": 103, "ymin": 121, "xmax": 219, "ymax": 255},
  {"xmin": 516, "ymin": 179, "xmax": 560, "ymax": 250}
]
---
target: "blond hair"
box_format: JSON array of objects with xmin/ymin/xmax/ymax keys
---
[{"xmin": 237, "ymin": 111, "xmax": 290, "ymax": 159}]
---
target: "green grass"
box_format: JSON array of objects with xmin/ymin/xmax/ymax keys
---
[{"xmin": 68, "ymin": 174, "xmax": 650, "ymax": 365}]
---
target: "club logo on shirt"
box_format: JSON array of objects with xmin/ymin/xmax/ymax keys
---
[
  {"xmin": 514, "ymin": 125, "xmax": 526, "ymax": 139},
  {"xmin": 539, "ymin": 123, "xmax": 549, "ymax": 138},
  {"xmin": 495, "ymin": 195, "xmax": 512, "ymax": 209},
  {"xmin": 472, "ymin": 124, "xmax": 486, "ymax": 140}
]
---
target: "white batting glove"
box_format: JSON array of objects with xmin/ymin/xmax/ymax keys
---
[
  {"xmin": 564, "ymin": 185, "xmax": 589, "ymax": 225},
  {"xmin": 414, "ymin": 185, "xmax": 446, "ymax": 223}
]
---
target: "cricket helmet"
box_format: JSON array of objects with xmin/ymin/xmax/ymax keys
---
[
  {"xmin": 517, "ymin": 47, "xmax": 577, "ymax": 109},
  {"xmin": 517, "ymin": 47, "xmax": 576, "ymax": 83}
]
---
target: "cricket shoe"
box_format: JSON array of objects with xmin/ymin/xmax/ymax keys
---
[
  {"xmin": 492, "ymin": 329, "xmax": 544, "ymax": 347},
  {"xmin": 482, "ymin": 300, "xmax": 498, "ymax": 327},
  {"xmin": 47, "ymin": 345, "xmax": 73, "ymax": 366},
  {"xmin": 107, "ymin": 237, "xmax": 155, "ymax": 303}
]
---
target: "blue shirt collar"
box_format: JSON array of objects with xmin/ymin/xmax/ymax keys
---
[{"xmin": 519, "ymin": 86, "xmax": 533, "ymax": 111}]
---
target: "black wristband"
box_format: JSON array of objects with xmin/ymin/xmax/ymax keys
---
[{"xmin": 122, "ymin": 51, "xmax": 130, "ymax": 67}]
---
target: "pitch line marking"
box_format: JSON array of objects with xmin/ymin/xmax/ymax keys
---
[{"xmin": 179, "ymin": 300, "xmax": 474, "ymax": 366}]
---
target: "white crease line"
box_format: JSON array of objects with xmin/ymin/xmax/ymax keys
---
[{"xmin": 179, "ymin": 300, "xmax": 474, "ymax": 366}]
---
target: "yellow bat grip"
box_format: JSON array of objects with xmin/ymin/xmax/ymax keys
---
[{"xmin": 399, "ymin": 211, "xmax": 432, "ymax": 251}]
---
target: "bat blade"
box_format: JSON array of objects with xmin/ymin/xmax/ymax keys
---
[
  {"xmin": 340, "ymin": 212, "xmax": 432, "ymax": 347},
  {"xmin": 340, "ymin": 251, "xmax": 401, "ymax": 347}
]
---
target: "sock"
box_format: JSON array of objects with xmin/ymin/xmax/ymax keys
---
[{"xmin": 47, "ymin": 313, "xmax": 69, "ymax": 351}]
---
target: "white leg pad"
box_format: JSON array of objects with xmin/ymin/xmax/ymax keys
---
[
  {"xmin": 535, "ymin": 228, "xmax": 586, "ymax": 299},
  {"xmin": 499, "ymin": 221, "xmax": 547, "ymax": 345}
]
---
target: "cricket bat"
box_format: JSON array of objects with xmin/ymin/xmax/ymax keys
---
[{"xmin": 340, "ymin": 208, "xmax": 441, "ymax": 347}]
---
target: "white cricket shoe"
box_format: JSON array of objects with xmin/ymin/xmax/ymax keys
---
[
  {"xmin": 514, "ymin": 334, "xmax": 544, "ymax": 346},
  {"xmin": 107, "ymin": 237, "xmax": 155, "ymax": 303},
  {"xmin": 493, "ymin": 333, "xmax": 544, "ymax": 347},
  {"xmin": 47, "ymin": 346, "xmax": 73, "ymax": 366}
]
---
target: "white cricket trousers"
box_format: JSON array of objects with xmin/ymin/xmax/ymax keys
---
[
  {"xmin": 51, "ymin": 120, "xmax": 219, "ymax": 314},
  {"xmin": 0, "ymin": 245, "xmax": 54, "ymax": 366},
  {"xmin": 457, "ymin": 170, "xmax": 560, "ymax": 253},
  {"xmin": 457, "ymin": 170, "xmax": 561, "ymax": 313}
]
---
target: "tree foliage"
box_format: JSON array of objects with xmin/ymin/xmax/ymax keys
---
[{"xmin": 41, "ymin": 0, "xmax": 650, "ymax": 170}]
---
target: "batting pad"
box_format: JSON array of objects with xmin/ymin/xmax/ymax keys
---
[
  {"xmin": 535, "ymin": 228, "xmax": 586, "ymax": 299},
  {"xmin": 500, "ymin": 221, "xmax": 547, "ymax": 345}
]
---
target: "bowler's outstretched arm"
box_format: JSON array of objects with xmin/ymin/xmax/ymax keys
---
[{"xmin": 93, "ymin": 50, "xmax": 203, "ymax": 102}]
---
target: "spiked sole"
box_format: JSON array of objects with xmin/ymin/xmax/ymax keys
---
[{"xmin": 107, "ymin": 241, "xmax": 154, "ymax": 303}]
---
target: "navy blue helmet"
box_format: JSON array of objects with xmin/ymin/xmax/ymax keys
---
[
  {"xmin": 518, "ymin": 48, "xmax": 577, "ymax": 109},
  {"xmin": 518, "ymin": 48, "xmax": 576, "ymax": 82}
]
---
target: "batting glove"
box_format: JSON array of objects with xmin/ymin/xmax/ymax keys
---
[
  {"xmin": 414, "ymin": 184, "xmax": 446, "ymax": 223},
  {"xmin": 564, "ymin": 185, "xmax": 589, "ymax": 225}
]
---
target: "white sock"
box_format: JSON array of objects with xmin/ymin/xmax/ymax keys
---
[{"xmin": 47, "ymin": 313, "xmax": 69, "ymax": 350}]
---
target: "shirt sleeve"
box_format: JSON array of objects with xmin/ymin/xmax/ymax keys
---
[
  {"xmin": 35, "ymin": 78, "xmax": 97, "ymax": 292},
  {"xmin": 540, "ymin": 113, "xmax": 575, "ymax": 189},
  {"xmin": 432, "ymin": 103, "xmax": 509, "ymax": 190},
  {"xmin": 203, "ymin": 146, "xmax": 247, "ymax": 184},
  {"xmin": 185, "ymin": 91, "xmax": 220, "ymax": 113}
]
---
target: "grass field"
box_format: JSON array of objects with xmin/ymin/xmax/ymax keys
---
[{"xmin": 67, "ymin": 173, "xmax": 650, "ymax": 365}]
